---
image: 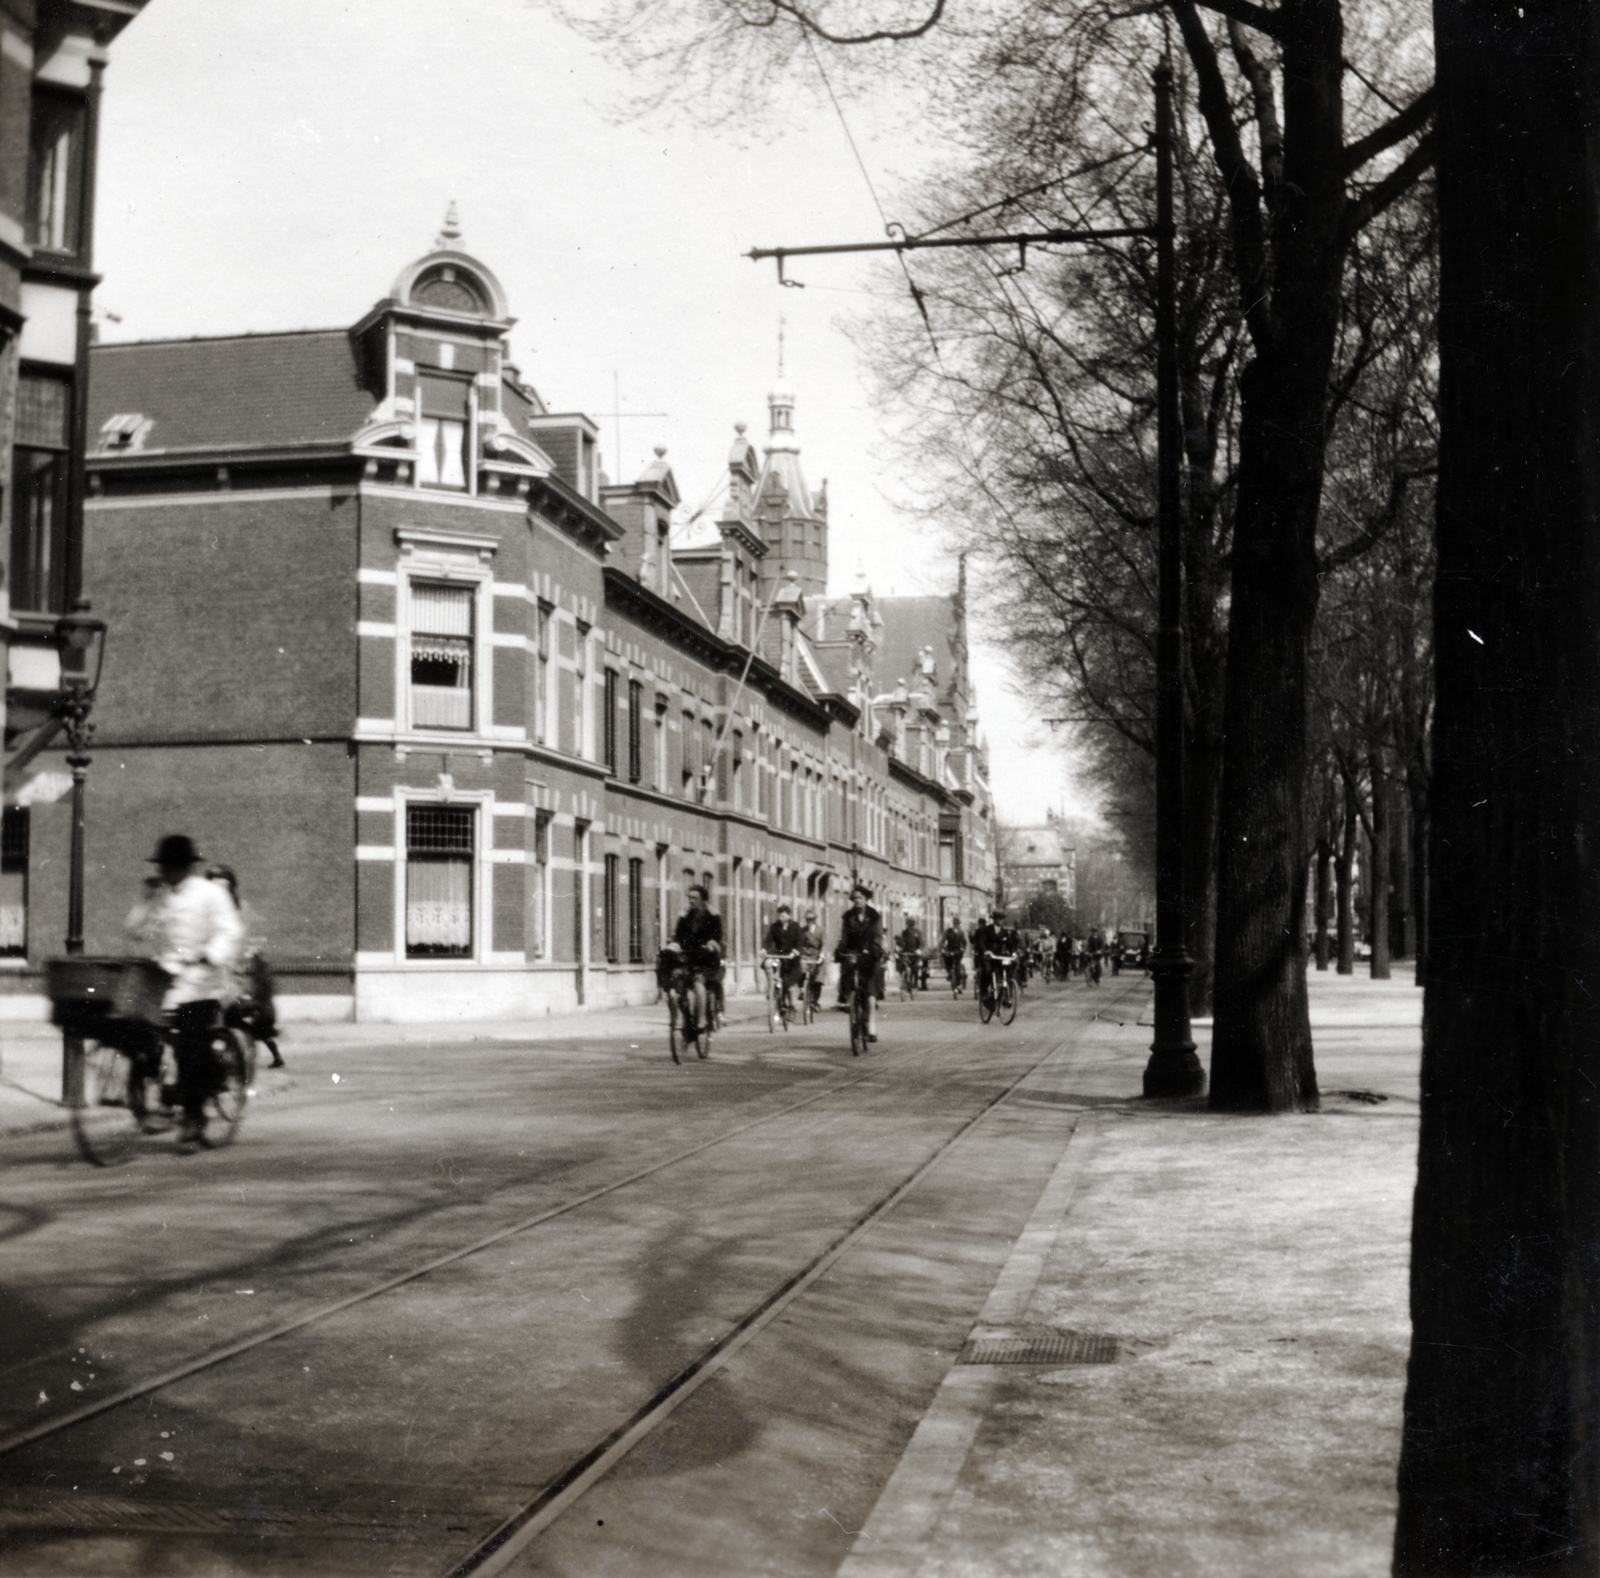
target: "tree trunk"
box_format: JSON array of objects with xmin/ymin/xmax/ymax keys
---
[
  {"xmin": 1313, "ymin": 835, "xmax": 1332, "ymax": 970},
  {"xmin": 1391, "ymin": 801, "xmax": 1413, "ymax": 961},
  {"xmin": 1409, "ymin": 772, "xmax": 1429, "ymax": 988},
  {"xmin": 1184, "ymin": 713, "xmax": 1224, "ymax": 1017},
  {"xmin": 1368, "ymin": 753, "xmax": 1390, "ymax": 979},
  {"xmin": 1207, "ymin": 4, "xmax": 1345, "ymax": 1113},
  {"xmin": 1394, "ymin": 3, "xmax": 1600, "ymax": 1568},
  {"xmin": 1336, "ymin": 782, "xmax": 1356, "ymax": 976}
]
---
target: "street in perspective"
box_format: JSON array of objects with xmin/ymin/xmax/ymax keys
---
[{"xmin": 0, "ymin": 2, "xmax": 1592, "ymax": 1576}]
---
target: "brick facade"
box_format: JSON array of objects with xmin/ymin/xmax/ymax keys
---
[{"xmin": 1, "ymin": 224, "xmax": 995, "ymax": 1021}]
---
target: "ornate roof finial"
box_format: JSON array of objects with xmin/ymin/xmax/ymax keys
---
[{"xmin": 435, "ymin": 201, "xmax": 462, "ymax": 250}]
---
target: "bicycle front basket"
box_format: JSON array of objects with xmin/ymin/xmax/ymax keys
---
[{"xmin": 45, "ymin": 956, "xmax": 171, "ymax": 1026}]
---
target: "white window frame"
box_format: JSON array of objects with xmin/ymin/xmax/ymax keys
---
[
  {"xmin": 392, "ymin": 788, "xmax": 494, "ymax": 967},
  {"xmin": 396, "ymin": 561, "xmax": 494, "ymax": 739}
]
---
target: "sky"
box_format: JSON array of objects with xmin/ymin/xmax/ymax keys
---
[{"xmin": 91, "ymin": 0, "xmax": 1093, "ymax": 825}]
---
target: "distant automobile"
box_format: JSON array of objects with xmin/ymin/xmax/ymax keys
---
[{"xmin": 1115, "ymin": 930, "xmax": 1151, "ymax": 974}]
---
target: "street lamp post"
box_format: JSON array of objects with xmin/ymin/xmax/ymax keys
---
[
  {"xmin": 53, "ymin": 598, "xmax": 107, "ymax": 1104},
  {"xmin": 1141, "ymin": 63, "xmax": 1206, "ymax": 1099}
]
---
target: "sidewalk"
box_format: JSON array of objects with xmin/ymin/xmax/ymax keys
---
[
  {"xmin": 0, "ymin": 990, "xmax": 776, "ymax": 1138},
  {"xmin": 841, "ymin": 965, "xmax": 1421, "ymax": 1578}
]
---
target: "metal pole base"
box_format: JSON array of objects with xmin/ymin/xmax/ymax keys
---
[{"xmin": 1143, "ymin": 946, "xmax": 1205, "ymax": 1098}]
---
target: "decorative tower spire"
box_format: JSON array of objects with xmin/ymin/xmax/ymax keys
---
[{"xmin": 434, "ymin": 201, "xmax": 462, "ymax": 250}]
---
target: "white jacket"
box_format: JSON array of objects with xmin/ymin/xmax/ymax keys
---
[{"xmin": 125, "ymin": 874, "xmax": 244, "ymax": 1007}]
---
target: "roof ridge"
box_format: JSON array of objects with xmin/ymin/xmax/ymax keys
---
[{"xmin": 93, "ymin": 327, "xmax": 351, "ymax": 350}]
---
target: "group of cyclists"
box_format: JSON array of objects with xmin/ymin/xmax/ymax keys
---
[{"xmin": 656, "ymin": 883, "xmax": 1105, "ymax": 1057}]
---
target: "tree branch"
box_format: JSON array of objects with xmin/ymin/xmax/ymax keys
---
[
  {"xmin": 1187, "ymin": 0, "xmax": 1285, "ymax": 40},
  {"xmin": 742, "ymin": 0, "xmax": 947, "ymax": 45},
  {"xmin": 1168, "ymin": 0, "xmax": 1278, "ymax": 350},
  {"xmin": 1341, "ymin": 130, "xmax": 1436, "ymax": 244},
  {"xmin": 1344, "ymin": 86, "xmax": 1437, "ymax": 175},
  {"xmin": 1228, "ymin": 20, "xmax": 1283, "ymax": 200}
]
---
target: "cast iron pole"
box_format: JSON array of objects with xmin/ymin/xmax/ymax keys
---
[{"xmin": 1142, "ymin": 61, "xmax": 1205, "ymax": 1099}]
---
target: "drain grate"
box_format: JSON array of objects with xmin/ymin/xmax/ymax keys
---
[{"xmin": 958, "ymin": 1331, "xmax": 1119, "ymax": 1365}]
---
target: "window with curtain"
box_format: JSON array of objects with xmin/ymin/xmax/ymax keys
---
[
  {"xmin": 0, "ymin": 809, "xmax": 28, "ymax": 956},
  {"xmin": 603, "ymin": 669, "xmax": 618, "ymax": 774},
  {"xmin": 409, "ymin": 581, "xmax": 474, "ymax": 730},
  {"xmin": 532, "ymin": 811, "xmax": 552, "ymax": 959},
  {"xmin": 11, "ymin": 372, "xmax": 71, "ymax": 613},
  {"xmin": 406, "ymin": 805, "xmax": 474, "ymax": 958},
  {"xmin": 28, "ymin": 91, "xmax": 85, "ymax": 254},
  {"xmin": 416, "ymin": 371, "xmax": 471, "ymax": 490}
]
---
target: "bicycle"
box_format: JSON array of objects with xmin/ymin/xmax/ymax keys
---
[
  {"xmin": 763, "ymin": 953, "xmax": 799, "ymax": 1032},
  {"xmin": 664, "ymin": 963, "xmax": 713, "ymax": 1063},
  {"xmin": 977, "ymin": 952, "xmax": 1020, "ymax": 1027},
  {"xmin": 798, "ymin": 960, "xmax": 823, "ymax": 1025},
  {"xmin": 895, "ymin": 951, "xmax": 919, "ymax": 1002},
  {"xmin": 838, "ymin": 951, "xmax": 874, "ymax": 1056},
  {"xmin": 47, "ymin": 957, "xmax": 253, "ymax": 1166},
  {"xmin": 943, "ymin": 951, "xmax": 967, "ymax": 998}
]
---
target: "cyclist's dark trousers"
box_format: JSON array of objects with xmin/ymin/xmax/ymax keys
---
[{"xmin": 171, "ymin": 1000, "xmax": 222, "ymax": 1122}]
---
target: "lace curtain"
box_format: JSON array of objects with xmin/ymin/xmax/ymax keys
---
[{"xmin": 406, "ymin": 855, "xmax": 471, "ymax": 953}]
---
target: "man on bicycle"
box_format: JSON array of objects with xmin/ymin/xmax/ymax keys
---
[
  {"xmin": 670, "ymin": 885, "xmax": 723, "ymax": 1027},
  {"xmin": 761, "ymin": 903, "xmax": 804, "ymax": 1016},
  {"xmin": 973, "ymin": 908, "xmax": 1019, "ymax": 1005},
  {"xmin": 894, "ymin": 916, "xmax": 923, "ymax": 992},
  {"xmin": 125, "ymin": 833, "xmax": 243, "ymax": 1149},
  {"xmin": 941, "ymin": 917, "xmax": 967, "ymax": 991},
  {"xmin": 799, "ymin": 908, "xmax": 826, "ymax": 1012},
  {"xmin": 834, "ymin": 882, "xmax": 884, "ymax": 1042}
]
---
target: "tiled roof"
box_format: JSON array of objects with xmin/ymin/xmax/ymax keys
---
[
  {"xmin": 874, "ymin": 595, "xmax": 959, "ymax": 698},
  {"xmin": 88, "ymin": 330, "xmax": 376, "ymax": 454}
]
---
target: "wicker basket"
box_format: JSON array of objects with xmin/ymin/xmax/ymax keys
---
[{"xmin": 45, "ymin": 956, "xmax": 171, "ymax": 1028}]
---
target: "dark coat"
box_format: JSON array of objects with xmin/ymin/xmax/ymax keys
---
[{"xmin": 835, "ymin": 904, "xmax": 884, "ymax": 961}]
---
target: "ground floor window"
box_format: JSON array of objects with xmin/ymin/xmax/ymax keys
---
[
  {"xmin": 628, "ymin": 856, "xmax": 644, "ymax": 963},
  {"xmin": 0, "ymin": 808, "xmax": 27, "ymax": 955},
  {"xmin": 603, "ymin": 852, "xmax": 620, "ymax": 964},
  {"xmin": 406, "ymin": 805, "xmax": 474, "ymax": 958}
]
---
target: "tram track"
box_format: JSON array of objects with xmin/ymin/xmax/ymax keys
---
[
  {"xmin": 0, "ymin": 978, "xmax": 1147, "ymax": 1575},
  {"xmin": 449, "ymin": 983, "xmax": 1143, "ymax": 1577}
]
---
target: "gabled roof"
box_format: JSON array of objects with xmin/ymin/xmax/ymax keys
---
[
  {"xmin": 88, "ymin": 331, "xmax": 376, "ymax": 454},
  {"xmin": 872, "ymin": 595, "xmax": 961, "ymax": 704}
]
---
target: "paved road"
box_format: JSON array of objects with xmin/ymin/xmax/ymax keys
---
[{"xmin": 0, "ymin": 973, "xmax": 1149, "ymax": 1576}]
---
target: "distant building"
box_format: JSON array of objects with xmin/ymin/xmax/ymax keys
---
[
  {"xmin": 998, "ymin": 811, "xmax": 1077, "ymax": 912},
  {"xmin": 0, "ymin": 0, "xmax": 150, "ymax": 955},
  {"xmin": 0, "ymin": 219, "xmax": 995, "ymax": 1020}
]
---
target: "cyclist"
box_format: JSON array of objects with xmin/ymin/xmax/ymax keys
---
[
  {"xmin": 761, "ymin": 902, "xmax": 804, "ymax": 1019},
  {"xmin": 799, "ymin": 907, "xmax": 826, "ymax": 1013},
  {"xmin": 974, "ymin": 907, "xmax": 1020, "ymax": 1007},
  {"xmin": 671, "ymin": 884, "xmax": 723, "ymax": 1035},
  {"xmin": 941, "ymin": 916, "xmax": 967, "ymax": 994},
  {"xmin": 125, "ymin": 834, "xmax": 243, "ymax": 1150},
  {"xmin": 834, "ymin": 882, "xmax": 884, "ymax": 1043},
  {"xmin": 894, "ymin": 916, "xmax": 923, "ymax": 996},
  {"xmin": 206, "ymin": 863, "xmax": 283, "ymax": 1069}
]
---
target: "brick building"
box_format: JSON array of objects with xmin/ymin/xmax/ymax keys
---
[
  {"xmin": 0, "ymin": 0, "xmax": 148, "ymax": 956},
  {"xmin": 1, "ymin": 222, "xmax": 995, "ymax": 1020}
]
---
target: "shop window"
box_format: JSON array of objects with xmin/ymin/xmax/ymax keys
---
[
  {"xmin": 11, "ymin": 372, "xmax": 71, "ymax": 613},
  {"xmin": 0, "ymin": 809, "xmax": 27, "ymax": 956},
  {"xmin": 406, "ymin": 805, "xmax": 474, "ymax": 958},
  {"xmin": 408, "ymin": 581, "xmax": 475, "ymax": 730},
  {"xmin": 28, "ymin": 91, "xmax": 85, "ymax": 255},
  {"xmin": 416, "ymin": 370, "xmax": 471, "ymax": 490}
]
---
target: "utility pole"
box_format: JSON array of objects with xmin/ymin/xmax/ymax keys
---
[{"xmin": 1141, "ymin": 61, "xmax": 1204, "ymax": 1099}]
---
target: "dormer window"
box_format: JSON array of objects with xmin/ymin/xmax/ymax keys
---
[
  {"xmin": 99, "ymin": 413, "xmax": 149, "ymax": 452},
  {"xmin": 417, "ymin": 371, "xmax": 471, "ymax": 490},
  {"xmin": 411, "ymin": 264, "xmax": 488, "ymax": 316}
]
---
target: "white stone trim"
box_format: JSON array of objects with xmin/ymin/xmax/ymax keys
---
[
  {"xmin": 355, "ymin": 796, "xmax": 395, "ymax": 814},
  {"xmin": 357, "ymin": 567, "xmax": 399, "ymax": 586},
  {"xmin": 357, "ymin": 621, "xmax": 397, "ymax": 639},
  {"xmin": 356, "ymin": 845, "xmax": 397, "ymax": 861}
]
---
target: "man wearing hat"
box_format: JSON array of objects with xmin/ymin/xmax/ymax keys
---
[
  {"xmin": 126, "ymin": 834, "xmax": 244, "ymax": 1148},
  {"xmin": 834, "ymin": 882, "xmax": 885, "ymax": 1041}
]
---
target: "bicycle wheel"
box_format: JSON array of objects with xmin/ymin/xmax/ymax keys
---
[
  {"xmin": 69, "ymin": 1036, "xmax": 146, "ymax": 1167},
  {"xmin": 207, "ymin": 1027, "xmax": 252, "ymax": 1146},
  {"xmin": 1000, "ymin": 979, "xmax": 1019, "ymax": 1025},
  {"xmin": 849, "ymin": 992, "xmax": 867, "ymax": 1056},
  {"xmin": 668, "ymin": 997, "xmax": 684, "ymax": 1064},
  {"xmin": 979, "ymin": 986, "xmax": 995, "ymax": 1024}
]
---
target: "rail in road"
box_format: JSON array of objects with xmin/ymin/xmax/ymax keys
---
[{"xmin": 0, "ymin": 974, "xmax": 1149, "ymax": 1575}]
